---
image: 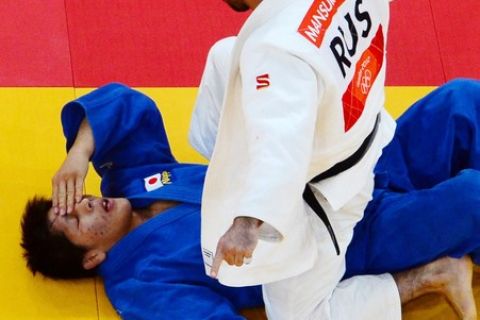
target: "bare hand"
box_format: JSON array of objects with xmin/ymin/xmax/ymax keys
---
[
  {"xmin": 51, "ymin": 150, "xmax": 89, "ymax": 215},
  {"xmin": 210, "ymin": 217, "xmax": 263, "ymax": 278}
]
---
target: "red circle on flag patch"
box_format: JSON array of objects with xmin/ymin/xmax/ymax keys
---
[{"xmin": 148, "ymin": 177, "xmax": 158, "ymax": 185}]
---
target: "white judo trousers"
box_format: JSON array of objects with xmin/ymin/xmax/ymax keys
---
[
  {"xmin": 190, "ymin": 35, "xmax": 401, "ymax": 320},
  {"xmin": 263, "ymin": 177, "xmax": 399, "ymax": 320}
]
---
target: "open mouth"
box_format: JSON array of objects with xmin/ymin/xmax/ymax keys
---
[{"xmin": 101, "ymin": 198, "xmax": 114, "ymax": 212}]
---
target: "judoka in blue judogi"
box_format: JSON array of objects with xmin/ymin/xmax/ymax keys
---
[{"xmin": 56, "ymin": 79, "xmax": 480, "ymax": 319}]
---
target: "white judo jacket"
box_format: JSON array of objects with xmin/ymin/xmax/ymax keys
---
[{"xmin": 198, "ymin": 0, "xmax": 395, "ymax": 286}]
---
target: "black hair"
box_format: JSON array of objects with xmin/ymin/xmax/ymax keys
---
[{"xmin": 20, "ymin": 197, "xmax": 98, "ymax": 279}]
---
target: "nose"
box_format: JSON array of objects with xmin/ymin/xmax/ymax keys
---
[{"xmin": 72, "ymin": 197, "xmax": 94, "ymax": 216}]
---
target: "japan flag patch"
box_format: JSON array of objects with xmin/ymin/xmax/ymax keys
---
[{"xmin": 144, "ymin": 173, "xmax": 163, "ymax": 192}]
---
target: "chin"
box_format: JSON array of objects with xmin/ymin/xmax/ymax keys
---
[{"xmin": 116, "ymin": 198, "xmax": 132, "ymax": 214}]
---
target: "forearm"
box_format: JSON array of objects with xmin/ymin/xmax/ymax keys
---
[
  {"xmin": 52, "ymin": 118, "xmax": 94, "ymax": 214},
  {"xmin": 69, "ymin": 118, "xmax": 94, "ymax": 158}
]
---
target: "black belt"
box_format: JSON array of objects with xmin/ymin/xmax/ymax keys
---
[{"xmin": 303, "ymin": 114, "xmax": 381, "ymax": 255}]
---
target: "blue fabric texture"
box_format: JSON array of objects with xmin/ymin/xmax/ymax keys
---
[
  {"xmin": 61, "ymin": 83, "xmax": 263, "ymax": 319},
  {"xmin": 99, "ymin": 203, "xmax": 262, "ymax": 319},
  {"xmin": 345, "ymin": 78, "xmax": 480, "ymax": 278},
  {"xmin": 61, "ymin": 83, "xmax": 206, "ymax": 207}
]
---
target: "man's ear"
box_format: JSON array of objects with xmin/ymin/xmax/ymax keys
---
[{"xmin": 82, "ymin": 249, "xmax": 106, "ymax": 270}]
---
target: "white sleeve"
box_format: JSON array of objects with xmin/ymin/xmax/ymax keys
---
[
  {"xmin": 189, "ymin": 37, "xmax": 236, "ymax": 160},
  {"xmin": 235, "ymin": 43, "xmax": 321, "ymax": 232}
]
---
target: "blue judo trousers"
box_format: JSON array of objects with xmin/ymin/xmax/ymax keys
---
[{"xmin": 345, "ymin": 78, "xmax": 480, "ymax": 278}]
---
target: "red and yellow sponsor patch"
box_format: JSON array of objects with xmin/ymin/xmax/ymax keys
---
[{"xmin": 342, "ymin": 26, "xmax": 384, "ymax": 131}]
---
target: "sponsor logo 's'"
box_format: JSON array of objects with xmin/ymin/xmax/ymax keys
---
[
  {"xmin": 298, "ymin": 0, "xmax": 346, "ymax": 48},
  {"xmin": 342, "ymin": 26, "xmax": 384, "ymax": 132},
  {"xmin": 256, "ymin": 73, "xmax": 270, "ymax": 90}
]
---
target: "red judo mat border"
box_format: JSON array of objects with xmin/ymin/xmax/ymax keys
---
[
  {"xmin": 0, "ymin": 0, "xmax": 73, "ymax": 86},
  {"xmin": 0, "ymin": 0, "xmax": 478, "ymax": 87}
]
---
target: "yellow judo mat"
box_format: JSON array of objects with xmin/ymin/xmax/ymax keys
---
[{"xmin": 1, "ymin": 86, "xmax": 478, "ymax": 319}]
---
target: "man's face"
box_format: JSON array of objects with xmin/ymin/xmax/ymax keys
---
[
  {"xmin": 223, "ymin": 0, "xmax": 250, "ymax": 12},
  {"xmin": 48, "ymin": 196, "xmax": 132, "ymax": 251}
]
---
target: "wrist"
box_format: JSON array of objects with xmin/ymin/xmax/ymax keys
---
[{"xmin": 233, "ymin": 216, "xmax": 263, "ymax": 228}]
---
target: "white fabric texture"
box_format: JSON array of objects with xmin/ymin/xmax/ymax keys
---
[
  {"xmin": 197, "ymin": 0, "xmax": 395, "ymax": 285},
  {"xmin": 262, "ymin": 176, "xmax": 400, "ymax": 320},
  {"xmin": 190, "ymin": 34, "xmax": 400, "ymax": 318},
  {"xmin": 190, "ymin": 0, "xmax": 401, "ymax": 318},
  {"xmin": 189, "ymin": 37, "xmax": 234, "ymax": 160}
]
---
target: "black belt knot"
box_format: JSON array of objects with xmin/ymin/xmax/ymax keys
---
[{"xmin": 303, "ymin": 114, "xmax": 381, "ymax": 255}]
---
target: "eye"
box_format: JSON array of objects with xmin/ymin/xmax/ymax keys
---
[{"xmin": 87, "ymin": 200, "xmax": 93, "ymax": 209}]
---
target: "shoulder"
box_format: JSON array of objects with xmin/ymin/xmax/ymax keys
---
[
  {"xmin": 209, "ymin": 36, "xmax": 236, "ymax": 55},
  {"xmin": 207, "ymin": 36, "xmax": 237, "ymax": 65}
]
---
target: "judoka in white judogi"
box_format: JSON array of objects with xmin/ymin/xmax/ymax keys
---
[{"xmin": 191, "ymin": 0, "xmax": 401, "ymax": 318}]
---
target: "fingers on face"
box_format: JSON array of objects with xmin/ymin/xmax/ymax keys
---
[
  {"xmin": 75, "ymin": 177, "xmax": 84, "ymax": 203},
  {"xmin": 52, "ymin": 174, "xmax": 85, "ymax": 215},
  {"xmin": 67, "ymin": 179, "xmax": 75, "ymax": 213},
  {"xmin": 57, "ymin": 180, "xmax": 67, "ymax": 215},
  {"xmin": 51, "ymin": 178, "xmax": 59, "ymax": 213}
]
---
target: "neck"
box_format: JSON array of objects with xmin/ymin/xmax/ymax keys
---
[{"xmin": 130, "ymin": 201, "xmax": 179, "ymax": 230}]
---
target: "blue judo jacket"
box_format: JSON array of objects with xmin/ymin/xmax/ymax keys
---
[{"xmin": 61, "ymin": 83, "xmax": 263, "ymax": 320}]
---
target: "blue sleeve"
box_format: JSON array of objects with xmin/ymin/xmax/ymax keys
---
[
  {"xmin": 61, "ymin": 83, "xmax": 176, "ymax": 178},
  {"xmin": 106, "ymin": 280, "xmax": 247, "ymax": 320}
]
